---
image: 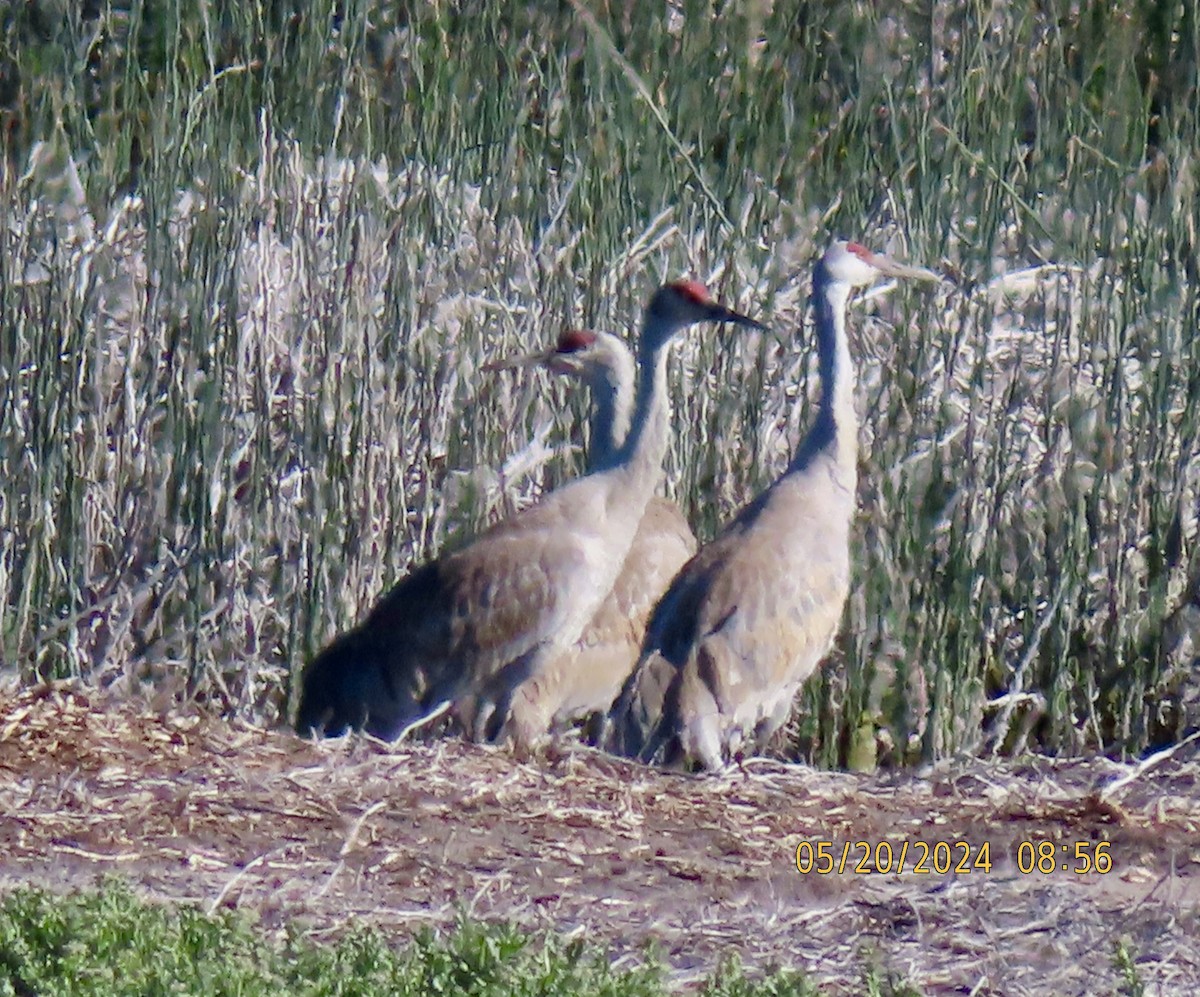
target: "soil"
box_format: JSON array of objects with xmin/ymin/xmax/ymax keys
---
[{"xmin": 1, "ymin": 683, "xmax": 1198, "ymax": 995}]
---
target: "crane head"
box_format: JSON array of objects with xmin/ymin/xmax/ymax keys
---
[
  {"xmin": 543, "ymin": 329, "xmax": 637, "ymax": 394},
  {"xmin": 547, "ymin": 329, "xmax": 605, "ymax": 376},
  {"xmin": 645, "ymin": 280, "xmax": 765, "ymax": 344},
  {"xmin": 823, "ymin": 241, "xmax": 941, "ymax": 287},
  {"xmin": 483, "ymin": 329, "xmax": 633, "ymax": 392}
]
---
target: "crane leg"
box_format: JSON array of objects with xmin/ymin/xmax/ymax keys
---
[
  {"xmin": 458, "ymin": 645, "xmax": 543, "ymax": 743},
  {"xmin": 502, "ymin": 679, "xmax": 556, "ymax": 750}
]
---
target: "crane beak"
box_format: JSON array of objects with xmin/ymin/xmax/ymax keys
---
[
  {"xmin": 706, "ymin": 302, "xmax": 767, "ymax": 330},
  {"xmin": 481, "ymin": 347, "xmax": 556, "ymax": 374},
  {"xmin": 868, "ymin": 252, "xmax": 942, "ymax": 284}
]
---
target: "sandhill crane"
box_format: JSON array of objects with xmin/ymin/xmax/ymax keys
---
[
  {"xmin": 611, "ymin": 241, "xmax": 939, "ymax": 769},
  {"xmin": 296, "ymin": 283, "xmax": 763, "ymax": 747},
  {"xmin": 486, "ymin": 329, "xmax": 698, "ymax": 732}
]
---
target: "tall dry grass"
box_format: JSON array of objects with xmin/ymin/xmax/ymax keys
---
[{"xmin": 1, "ymin": 1, "xmax": 1196, "ymax": 763}]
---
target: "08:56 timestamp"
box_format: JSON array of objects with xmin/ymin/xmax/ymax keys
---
[
  {"xmin": 1015, "ymin": 839, "xmax": 1113, "ymax": 875},
  {"xmin": 795, "ymin": 839, "xmax": 1115, "ymax": 876}
]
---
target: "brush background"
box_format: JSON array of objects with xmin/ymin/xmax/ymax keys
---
[{"xmin": 2, "ymin": 0, "xmax": 1197, "ymax": 767}]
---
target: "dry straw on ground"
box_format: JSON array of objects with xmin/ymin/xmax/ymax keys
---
[{"xmin": 3, "ymin": 682, "xmax": 1198, "ymax": 995}]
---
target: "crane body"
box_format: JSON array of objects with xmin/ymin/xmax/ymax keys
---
[
  {"xmin": 297, "ymin": 284, "xmax": 762, "ymax": 748},
  {"xmin": 484, "ymin": 330, "xmax": 698, "ymax": 734},
  {"xmin": 612, "ymin": 242, "xmax": 938, "ymax": 768}
]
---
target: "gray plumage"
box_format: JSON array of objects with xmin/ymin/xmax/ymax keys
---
[
  {"xmin": 296, "ymin": 282, "xmax": 761, "ymax": 747},
  {"xmin": 611, "ymin": 241, "xmax": 939, "ymax": 769},
  {"xmin": 487, "ymin": 329, "xmax": 698, "ymax": 733}
]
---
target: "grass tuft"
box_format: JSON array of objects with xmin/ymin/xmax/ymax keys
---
[{"xmin": 0, "ymin": 880, "xmax": 853, "ymax": 997}]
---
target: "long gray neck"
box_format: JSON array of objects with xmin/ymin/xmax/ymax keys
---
[
  {"xmin": 788, "ymin": 261, "xmax": 857, "ymax": 475},
  {"xmin": 584, "ymin": 359, "xmax": 633, "ymax": 472},
  {"xmin": 595, "ymin": 323, "xmax": 672, "ymax": 496}
]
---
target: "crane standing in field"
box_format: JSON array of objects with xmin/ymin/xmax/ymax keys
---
[
  {"xmin": 296, "ymin": 282, "xmax": 762, "ymax": 748},
  {"xmin": 485, "ymin": 328, "xmax": 697, "ymax": 733},
  {"xmin": 612, "ymin": 241, "xmax": 939, "ymax": 769}
]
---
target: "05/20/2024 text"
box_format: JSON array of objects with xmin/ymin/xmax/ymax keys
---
[{"xmin": 794, "ymin": 839, "xmax": 1114, "ymax": 876}]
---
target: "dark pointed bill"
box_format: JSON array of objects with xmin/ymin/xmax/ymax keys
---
[
  {"xmin": 847, "ymin": 242, "xmax": 941, "ymax": 283},
  {"xmin": 872, "ymin": 255, "xmax": 941, "ymax": 283},
  {"xmin": 483, "ymin": 329, "xmax": 598, "ymax": 373},
  {"xmin": 481, "ymin": 348, "xmax": 556, "ymax": 374},
  {"xmin": 705, "ymin": 302, "xmax": 767, "ymax": 330}
]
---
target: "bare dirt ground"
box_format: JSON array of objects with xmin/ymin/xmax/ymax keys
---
[{"xmin": 1, "ymin": 683, "xmax": 1198, "ymax": 995}]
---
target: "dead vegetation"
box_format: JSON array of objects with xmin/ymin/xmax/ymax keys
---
[{"xmin": 2, "ymin": 682, "xmax": 1198, "ymax": 994}]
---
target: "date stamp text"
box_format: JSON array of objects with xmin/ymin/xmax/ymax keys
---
[{"xmin": 795, "ymin": 839, "xmax": 1114, "ymax": 876}]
